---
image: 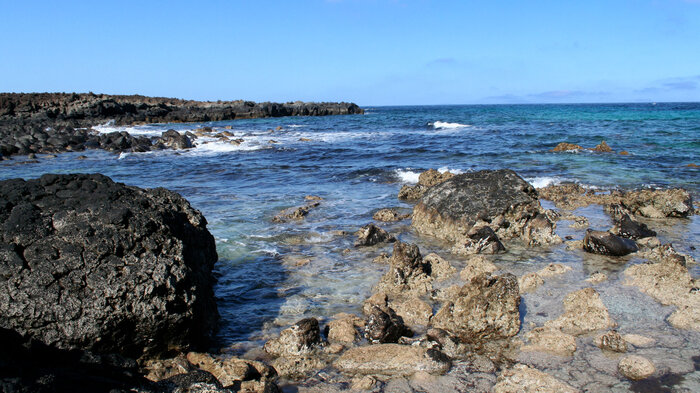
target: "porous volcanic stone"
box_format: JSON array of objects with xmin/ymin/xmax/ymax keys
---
[{"xmin": 0, "ymin": 174, "xmax": 218, "ymax": 359}]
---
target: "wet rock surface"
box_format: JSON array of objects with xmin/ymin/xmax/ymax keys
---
[
  {"xmin": 0, "ymin": 93, "xmax": 363, "ymax": 157},
  {"xmin": 0, "ymin": 173, "xmax": 218, "ymax": 359},
  {"xmin": 544, "ymin": 288, "xmax": 615, "ymax": 335},
  {"xmin": 432, "ymin": 273, "xmax": 521, "ymax": 342},
  {"xmin": 333, "ymin": 344, "xmax": 451, "ymax": 376},
  {"xmin": 582, "ymin": 229, "xmax": 639, "ymax": 256},
  {"xmin": 353, "ymin": 223, "xmax": 396, "ymax": 247},
  {"xmin": 412, "ymin": 169, "xmax": 560, "ymax": 246},
  {"xmin": 493, "ymin": 364, "xmax": 579, "ymax": 393}
]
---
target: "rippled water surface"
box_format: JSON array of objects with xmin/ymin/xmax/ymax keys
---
[{"xmin": 1, "ymin": 103, "xmax": 699, "ymax": 391}]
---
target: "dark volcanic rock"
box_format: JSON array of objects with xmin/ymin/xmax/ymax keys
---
[
  {"xmin": 0, "ymin": 93, "xmax": 363, "ymax": 157},
  {"xmin": 612, "ymin": 214, "xmax": 656, "ymax": 240},
  {"xmin": 364, "ymin": 305, "xmax": 413, "ymax": 344},
  {"xmin": 0, "ymin": 174, "xmax": 218, "ymax": 360},
  {"xmin": 156, "ymin": 129, "xmax": 193, "ymax": 150},
  {"xmin": 583, "ymin": 229, "xmax": 639, "ymax": 256},
  {"xmin": 412, "ymin": 169, "xmax": 560, "ymax": 246},
  {"xmin": 354, "ymin": 223, "xmax": 396, "ymax": 247}
]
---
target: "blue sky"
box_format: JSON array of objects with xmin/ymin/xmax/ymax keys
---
[{"xmin": 1, "ymin": 0, "xmax": 699, "ymax": 105}]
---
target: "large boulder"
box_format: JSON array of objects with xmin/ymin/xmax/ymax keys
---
[
  {"xmin": 431, "ymin": 273, "xmax": 521, "ymax": 342},
  {"xmin": 156, "ymin": 129, "xmax": 193, "ymax": 150},
  {"xmin": 0, "ymin": 174, "xmax": 218, "ymax": 359},
  {"xmin": 412, "ymin": 169, "xmax": 559, "ymax": 246}
]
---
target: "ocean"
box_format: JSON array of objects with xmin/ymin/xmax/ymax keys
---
[{"xmin": 1, "ymin": 103, "xmax": 699, "ymax": 391}]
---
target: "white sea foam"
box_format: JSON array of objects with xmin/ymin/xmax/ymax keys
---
[
  {"xmin": 395, "ymin": 169, "xmax": 420, "ymax": 184},
  {"xmin": 526, "ymin": 176, "xmax": 563, "ymax": 189},
  {"xmin": 430, "ymin": 121, "xmax": 471, "ymax": 129},
  {"xmin": 93, "ymin": 122, "xmax": 165, "ymax": 137},
  {"xmin": 438, "ymin": 166, "xmax": 464, "ymax": 175}
]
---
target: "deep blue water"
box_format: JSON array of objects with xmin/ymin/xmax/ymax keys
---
[{"xmin": 1, "ymin": 103, "xmax": 698, "ymax": 349}]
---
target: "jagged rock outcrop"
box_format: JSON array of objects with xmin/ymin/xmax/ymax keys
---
[
  {"xmin": 412, "ymin": 169, "xmax": 560, "ymax": 246},
  {"xmin": 0, "ymin": 174, "xmax": 218, "ymax": 359},
  {"xmin": 0, "ymin": 93, "xmax": 363, "ymax": 157}
]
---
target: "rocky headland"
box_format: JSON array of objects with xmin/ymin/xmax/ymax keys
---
[{"xmin": 0, "ymin": 93, "xmax": 363, "ymax": 158}]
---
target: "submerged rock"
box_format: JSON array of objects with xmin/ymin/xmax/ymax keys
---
[
  {"xmin": 432, "ymin": 273, "xmax": 521, "ymax": 342},
  {"xmin": 522, "ymin": 327, "xmax": 577, "ymax": 357},
  {"xmin": 618, "ymin": 355, "xmax": 655, "ymax": 380},
  {"xmin": 493, "ymin": 364, "xmax": 579, "ymax": 393},
  {"xmin": 544, "ymin": 288, "xmax": 615, "ymax": 335},
  {"xmin": 412, "ymin": 169, "xmax": 560, "ymax": 246},
  {"xmin": 354, "ymin": 223, "xmax": 396, "ymax": 247},
  {"xmin": 594, "ymin": 330, "xmax": 627, "ymax": 353},
  {"xmin": 333, "ymin": 344, "xmax": 451, "ymax": 376},
  {"xmin": 0, "ymin": 174, "xmax": 218, "ymax": 359},
  {"xmin": 624, "ymin": 246, "xmax": 699, "ymax": 331},
  {"xmin": 272, "ymin": 201, "xmax": 320, "ymax": 223},
  {"xmin": 582, "ymin": 229, "xmax": 638, "ymax": 256}
]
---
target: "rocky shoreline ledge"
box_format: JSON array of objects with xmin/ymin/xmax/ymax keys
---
[
  {"xmin": 1, "ymin": 171, "xmax": 697, "ymax": 392},
  {"xmin": 0, "ymin": 93, "xmax": 364, "ymax": 158}
]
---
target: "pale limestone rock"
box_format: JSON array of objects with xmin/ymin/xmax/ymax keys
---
[
  {"xmin": 618, "ymin": 355, "xmax": 655, "ymax": 380},
  {"xmin": 522, "ymin": 327, "xmax": 577, "ymax": 357},
  {"xmin": 519, "ymin": 273, "xmax": 544, "ymax": 293},
  {"xmin": 621, "ymin": 334, "xmax": 655, "ymax": 348},
  {"xmin": 544, "ymin": 288, "xmax": 615, "ymax": 335},
  {"xmin": 459, "ymin": 255, "xmax": 498, "ymax": 282},
  {"xmin": 493, "ymin": 364, "xmax": 579, "ymax": 393},
  {"xmin": 333, "ymin": 344, "xmax": 451, "ymax": 376}
]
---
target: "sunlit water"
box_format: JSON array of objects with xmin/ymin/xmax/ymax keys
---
[{"xmin": 1, "ymin": 103, "xmax": 698, "ymax": 391}]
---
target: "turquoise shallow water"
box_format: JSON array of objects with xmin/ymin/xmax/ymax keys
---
[{"xmin": 1, "ymin": 103, "xmax": 699, "ymax": 390}]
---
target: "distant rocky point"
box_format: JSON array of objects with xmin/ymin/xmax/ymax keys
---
[{"xmin": 0, "ymin": 93, "xmax": 364, "ymax": 157}]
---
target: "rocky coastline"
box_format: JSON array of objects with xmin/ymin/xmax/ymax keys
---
[
  {"xmin": 1, "ymin": 169, "xmax": 697, "ymax": 392},
  {"xmin": 0, "ymin": 93, "xmax": 364, "ymax": 158}
]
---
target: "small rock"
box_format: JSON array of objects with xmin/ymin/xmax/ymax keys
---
[
  {"xmin": 551, "ymin": 142, "xmax": 583, "ymax": 152},
  {"xmin": 537, "ymin": 263, "xmax": 572, "ymax": 278},
  {"xmin": 519, "ymin": 273, "xmax": 544, "ymax": 293},
  {"xmin": 585, "ymin": 272, "xmax": 608, "ymax": 284},
  {"xmin": 143, "ymin": 356, "xmax": 193, "ymax": 381},
  {"xmin": 618, "ymin": 355, "xmax": 655, "ymax": 380},
  {"xmin": 522, "ymin": 327, "xmax": 577, "ymax": 357},
  {"xmin": 493, "ymin": 364, "xmax": 579, "ymax": 393},
  {"xmin": 583, "ymin": 229, "xmax": 638, "ymax": 256},
  {"xmin": 544, "ymin": 288, "xmax": 615, "ymax": 335},
  {"xmin": 354, "ymin": 223, "xmax": 396, "ymax": 247},
  {"xmin": 326, "ymin": 313, "xmax": 364, "ymax": 344},
  {"xmin": 333, "ymin": 344, "xmax": 451, "ymax": 376},
  {"xmin": 620, "ymin": 150, "xmax": 630, "ymax": 155},
  {"xmin": 304, "ymin": 195, "xmax": 322, "ymax": 201},
  {"xmin": 185, "ymin": 352, "xmax": 276, "ymax": 388},
  {"xmin": 275, "ymin": 126, "xmax": 283, "ymax": 131},
  {"xmin": 374, "ymin": 241, "xmax": 432, "ymax": 296},
  {"xmin": 299, "ymin": 137, "xmax": 312, "ymax": 142},
  {"xmin": 264, "ymin": 318, "xmax": 321, "ymax": 357},
  {"xmin": 364, "ymin": 305, "xmax": 413, "ymax": 343},
  {"xmin": 373, "ymin": 208, "xmax": 410, "ymax": 222},
  {"xmin": 594, "ymin": 330, "xmax": 627, "ymax": 352},
  {"xmin": 591, "ymin": 140, "xmax": 613, "ymax": 152}
]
